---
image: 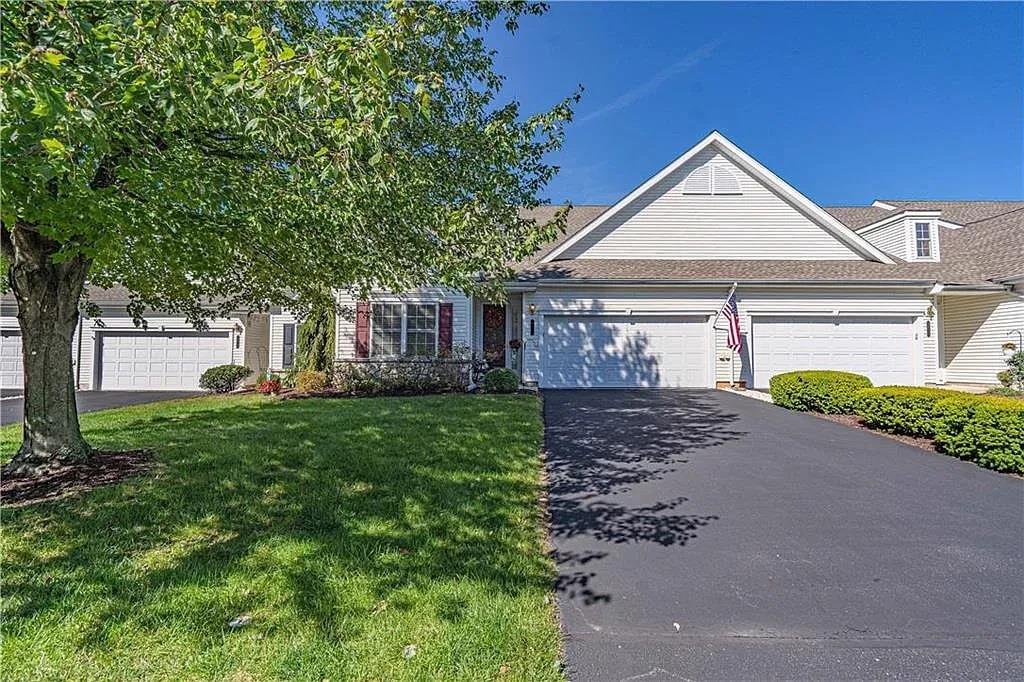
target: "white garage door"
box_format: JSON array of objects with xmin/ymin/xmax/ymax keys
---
[
  {"xmin": 541, "ymin": 315, "xmax": 708, "ymax": 388},
  {"xmin": 98, "ymin": 331, "xmax": 232, "ymax": 390},
  {"xmin": 1, "ymin": 330, "xmax": 23, "ymax": 389},
  {"xmin": 752, "ymin": 316, "xmax": 915, "ymax": 388}
]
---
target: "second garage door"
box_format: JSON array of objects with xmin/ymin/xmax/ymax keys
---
[
  {"xmin": 1, "ymin": 330, "xmax": 23, "ymax": 389},
  {"xmin": 541, "ymin": 315, "xmax": 708, "ymax": 388},
  {"xmin": 752, "ymin": 315, "xmax": 915, "ymax": 388},
  {"xmin": 98, "ymin": 331, "xmax": 232, "ymax": 390}
]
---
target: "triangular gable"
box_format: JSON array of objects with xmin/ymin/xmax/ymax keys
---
[{"xmin": 542, "ymin": 131, "xmax": 896, "ymax": 264}]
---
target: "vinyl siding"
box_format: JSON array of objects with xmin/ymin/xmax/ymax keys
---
[
  {"xmin": 561, "ymin": 147, "xmax": 863, "ymax": 260},
  {"xmin": 334, "ymin": 288, "xmax": 472, "ymax": 359},
  {"xmin": 941, "ymin": 293, "xmax": 1024, "ymax": 384},
  {"xmin": 521, "ymin": 286, "xmax": 934, "ymax": 387},
  {"xmin": 860, "ymin": 218, "xmax": 909, "ymax": 260},
  {"xmin": 242, "ymin": 313, "xmax": 270, "ymax": 379}
]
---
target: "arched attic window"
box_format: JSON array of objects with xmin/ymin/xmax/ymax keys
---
[{"xmin": 681, "ymin": 162, "xmax": 743, "ymax": 196}]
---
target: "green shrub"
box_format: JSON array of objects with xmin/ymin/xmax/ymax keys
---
[
  {"xmin": 1002, "ymin": 351, "xmax": 1024, "ymax": 390},
  {"xmin": 333, "ymin": 359, "xmax": 471, "ymax": 395},
  {"xmin": 933, "ymin": 396, "xmax": 1024, "ymax": 474},
  {"xmin": 482, "ymin": 368, "xmax": 519, "ymax": 394},
  {"xmin": 294, "ymin": 370, "xmax": 328, "ymax": 393},
  {"xmin": 987, "ymin": 386, "xmax": 1024, "ymax": 398},
  {"xmin": 854, "ymin": 386, "xmax": 969, "ymax": 437},
  {"xmin": 768, "ymin": 370, "xmax": 872, "ymax": 414},
  {"xmin": 198, "ymin": 364, "xmax": 250, "ymax": 393}
]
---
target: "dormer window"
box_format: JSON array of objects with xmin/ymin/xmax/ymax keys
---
[
  {"xmin": 915, "ymin": 222, "xmax": 932, "ymax": 258},
  {"xmin": 682, "ymin": 162, "xmax": 742, "ymax": 196}
]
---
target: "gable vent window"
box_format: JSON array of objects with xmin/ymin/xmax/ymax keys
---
[
  {"xmin": 915, "ymin": 222, "xmax": 933, "ymax": 258},
  {"xmin": 682, "ymin": 163, "xmax": 742, "ymax": 196}
]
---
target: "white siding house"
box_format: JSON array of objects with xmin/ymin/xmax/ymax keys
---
[{"xmin": 941, "ymin": 292, "xmax": 1024, "ymax": 384}]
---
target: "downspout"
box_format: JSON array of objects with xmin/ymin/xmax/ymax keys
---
[
  {"xmin": 928, "ymin": 283, "xmax": 944, "ymax": 384},
  {"xmin": 75, "ymin": 311, "xmax": 84, "ymax": 389}
]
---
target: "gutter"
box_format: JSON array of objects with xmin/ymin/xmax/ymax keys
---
[{"xmin": 509, "ymin": 278, "xmax": 940, "ymax": 289}]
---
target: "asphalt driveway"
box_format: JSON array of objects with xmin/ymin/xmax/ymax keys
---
[
  {"xmin": 0, "ymin": 391, "xmax": 203, "ymax": 426},
  {"xmin": 544, "ymin": 389, "xmax": 1023, "ymax": 681}
]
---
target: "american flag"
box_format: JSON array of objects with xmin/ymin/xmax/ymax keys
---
[{"xmin": 721, "ymin": 289, "xmax": 742, "ymax": 352}]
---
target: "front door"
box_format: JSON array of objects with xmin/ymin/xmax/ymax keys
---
[{"xmin": 483, "ymin": 304, "xmax": 506, "ymax": 368}]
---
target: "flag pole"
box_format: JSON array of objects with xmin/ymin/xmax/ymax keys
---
[{"xmin": 711, "ymin": 282, "xmax": 738, "ymax": 330}]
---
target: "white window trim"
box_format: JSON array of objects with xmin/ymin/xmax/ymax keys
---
[
  {"xmin": 905, "ymin": 218, "xmax": 940, "ymax": 262},
  {"xmin": 369, "ymin": 301, "xmax": 440, "ymax": 358}
]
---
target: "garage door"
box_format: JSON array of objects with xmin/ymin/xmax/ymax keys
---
[
  {"xmin": 98, "ymin": 331, "xmax": 232, "ymax": 390},
  {"xmin": 1, "ymin": 330, "xmax": 23, "ymax": 389},
  {"xmin": 541, "ymin": 315, "xmax": 708, "ymax": 388},
  {"xmin": 752, "ymin": 316, "xmax": 915, "ymax": 388}
]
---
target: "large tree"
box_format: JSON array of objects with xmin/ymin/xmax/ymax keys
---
[{"xmin": 1, "ymin": 1, "xmax": 576, "ymax": 471}]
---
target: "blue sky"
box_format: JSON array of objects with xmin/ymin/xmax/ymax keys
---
[{"xmin": 488, "ymin": 1, "xmax": 1023, "ymax": 206}]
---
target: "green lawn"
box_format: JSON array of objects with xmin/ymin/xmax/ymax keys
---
[{"xmin": 1, "ymin": 394, "xmax": 561, "ymax": 681}]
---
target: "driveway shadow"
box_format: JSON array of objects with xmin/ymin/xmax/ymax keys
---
[{"xmin": 543, "ymin": 390, "xmax": 744, "ymax": 604}]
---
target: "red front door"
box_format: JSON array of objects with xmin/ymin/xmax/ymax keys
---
[{"xmin": 483, "ymin": 304, "xmax": 506, "ymax": 368}]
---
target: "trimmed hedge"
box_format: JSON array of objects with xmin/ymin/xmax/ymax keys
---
[
  {"xmin": 854, "ymin": 386, "xmax": 968, "ymax": 438},
  {"xmin": 482, "ymin": 368, "xmax": 519, "ymax": 394},
  {"xmin": 768, "ymin": 370, "xmax": 872, "ymax": 414},
  {"xmin": 851, "ymin": 386, "xmax": 1023, "ymax": 474},
  {"xmin": 198, "ymin": 364, "xmax": 250, "ymax": 393},
  {"xmin": 933, "ymin": 396, "xmax": 1024, "ymax": 474}
]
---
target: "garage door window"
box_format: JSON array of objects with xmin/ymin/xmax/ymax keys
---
[{"xmin": 371, "ymin": 303, "xmax": 437, "ymax": 357}]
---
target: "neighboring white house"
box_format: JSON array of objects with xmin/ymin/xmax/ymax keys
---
[
  {"xmin": 0, "ymin": 286, "xmax": 266, "ymax": 391},
  {"xmin": 3, "ymin": 131, "xmax": 1022, "ymax": 391}
]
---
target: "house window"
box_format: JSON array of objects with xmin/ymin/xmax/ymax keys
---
[
  {"xmin": 371, "ymin": 303, "xmax": 437, "ymax": 357},
  {"xmin": 282, "ymin": 323, "xmax": 296, "ymax": 368},
  {"xmin": 915, "ymin": 222, "xmax": 933, "ymax": 258}
]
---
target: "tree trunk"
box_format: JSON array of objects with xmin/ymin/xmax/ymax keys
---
[{"xmin": 3, "ymin": 224, "xmax": 91, "ymax": 473}]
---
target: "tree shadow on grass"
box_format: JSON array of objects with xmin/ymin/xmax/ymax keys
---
[{"xmin": 1, "ymin": 395, "xmax": 553, "ymax": 668}]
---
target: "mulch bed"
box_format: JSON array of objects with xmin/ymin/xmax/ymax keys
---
[
  {"xmin": 809, "ymin": 412, "xmax": 938, "ymax": 452},
  {"xmin": 1, "ymin": 450, "xmax": 153, "ymax": 508}
]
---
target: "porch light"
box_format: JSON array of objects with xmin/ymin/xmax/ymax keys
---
[
  {"xmin": 926, "ymin": 306, "xmax": 935, "ymax": 319},
  {"xmin": 528, "ymin": 303, "xmax": 536, "ymax": 315}
]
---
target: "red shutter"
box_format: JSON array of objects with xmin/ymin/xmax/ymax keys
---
[
  {"xmin": 355, "ymin": 302, "xmax": 370, "ymax": 358},
  {"xmin": 438, "ymin": 303, "xmax": 453, "ymax": 356}
]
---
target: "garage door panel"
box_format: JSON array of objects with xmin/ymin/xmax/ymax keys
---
[
  {"xmin": 542, "ymin": 315, "xmax": 707, "ymax": 389},
  {"xmin": 1, "ymin": 330, "xmax": 23, "ymax": 389},
  {"xmin": 99, "ymin": 331, "xmax": 231, "ymax": 390},
  {"xmin": 752, "ymin": 316, "xmax": 914, "ymax": 388}
]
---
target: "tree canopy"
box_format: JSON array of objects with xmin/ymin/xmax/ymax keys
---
[
  {"xmin": 1, "ymin": 0, "xmax": 577, "ymax": 466},
  {"xmin": 2, "ymin": 0, "xmax": 577, "ymax": 320}
]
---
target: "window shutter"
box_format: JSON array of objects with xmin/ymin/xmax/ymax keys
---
[
  {"xmin": 355, "ymin": 302, "xmax": 370, "ymax": 358},
  {"xmin": 438, "ymin": 303, "xmax": 453, "ymax": 356}
]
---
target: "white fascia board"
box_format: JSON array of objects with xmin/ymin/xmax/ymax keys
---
[
  {"xmin": 856, "ymin": 210, "xmax": 942, "ymax": 234},
  {"xmin": 872, "ymin": 200, "xmax": 899, "ymax": 210},
  {"xmin": 542, "ymin": 131, "xmax": 896, "ymax": 264}
]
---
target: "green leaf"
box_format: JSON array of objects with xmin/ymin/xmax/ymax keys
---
[
  {"xmin": 39, "ymin": 50, "xmax": 67, "ymax": 67},
  {"xmin": 368, "ymin": 150, "xmax": 382, "ymax": 166},
  {"xmin": 40, "ymin": 137, "xmax": 66, "ymax": 156},
  {"xmin": 279, "ymin": 45, "xmax": 296, "ymax": 61}
]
